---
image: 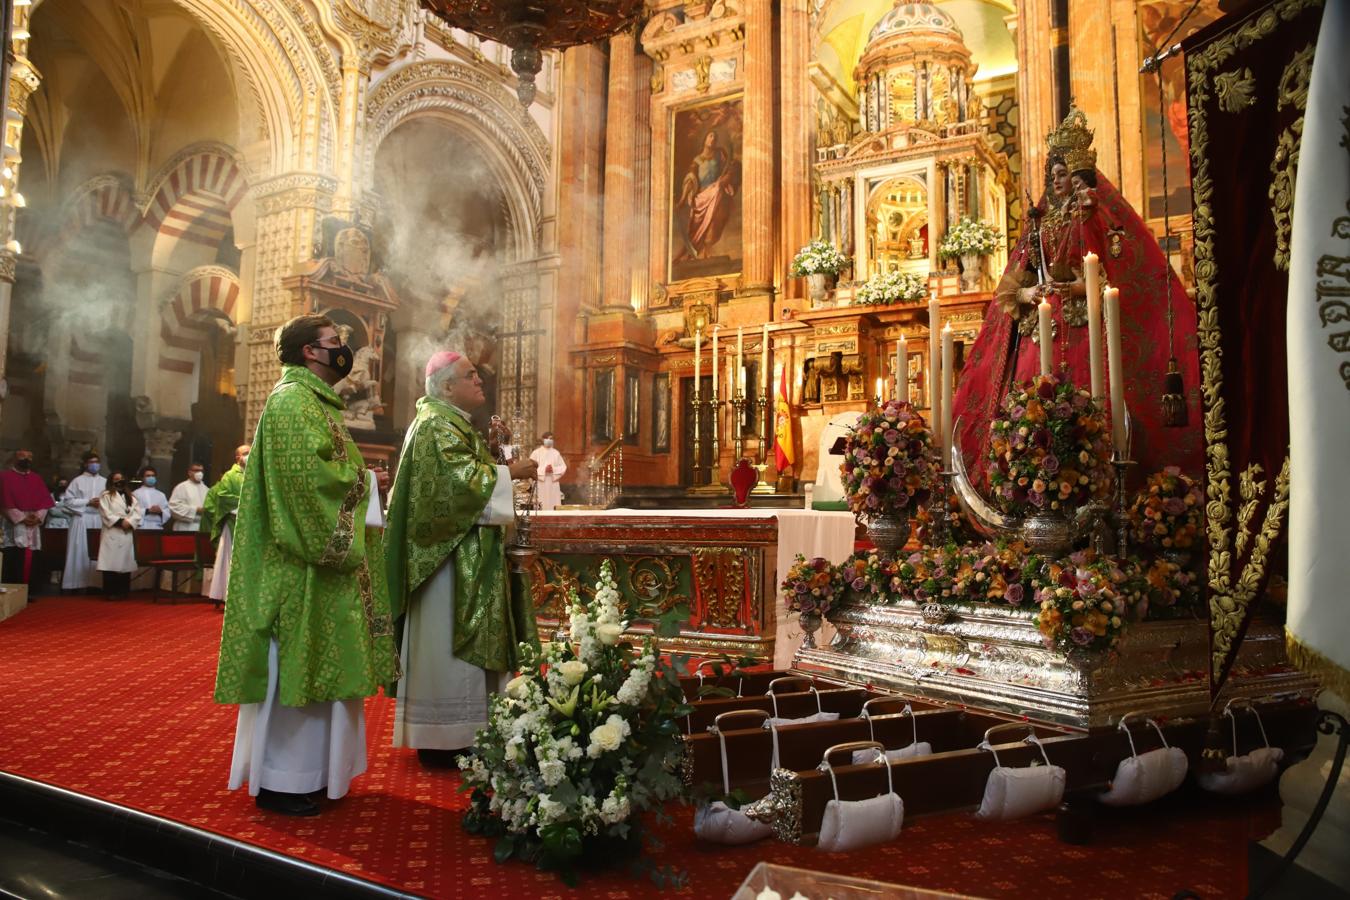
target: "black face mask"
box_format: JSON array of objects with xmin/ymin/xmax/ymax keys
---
[
  {"xmin": 314, "ymin": 343, "xmax": 354, "ymax": 379},
  {"xmin": 112, "ymin": 480, "xmax": 126, "ymax": 493},
  {"xmin": 15, "ymin": 459, "xmax": 31, "ymax": 472}
]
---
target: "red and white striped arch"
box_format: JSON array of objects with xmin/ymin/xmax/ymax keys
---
[
  {"xmin": 30, "ymin": 176, "xmax": 138, "ymax": 261},
  {"xmin": 157, "ymin": 266, "xmax": 241, "ymax": 375},
  {"xmin": 143, "ymin": 148, "xmax": 249, "ymax": 249}
]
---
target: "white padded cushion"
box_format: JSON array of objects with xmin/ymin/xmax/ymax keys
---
[
  {"xmin": 974, "ymin": 764, "xmax": 1066, "ymax": 821},
  {"xmin": 693, "ymin": 801, "xmax": 774, "ymax": 845},
  {"xmin": 853, "ymin": 741, "xmax": 932, "ymax": 765},
  {"xmin": 1098, "ymin": 746, "xmax": 1189, "ymax": 806},
  {"xmin": 816, "ymin": 792, "xmax": 904, "ymax": 852},
  {"xmin": 1197, "ymin": 747, "xmax": 1284, "ymax": 795},
  {"xmin": 768, "ymin": 711, "xmax": 840, "ymax": 728}
]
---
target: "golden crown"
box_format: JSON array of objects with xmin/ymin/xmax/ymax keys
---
[{"xmin": 1046, "ymin": 107, "xmax": 1097, "ymax": 173}]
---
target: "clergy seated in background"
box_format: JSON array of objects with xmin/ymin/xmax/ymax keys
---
[
  {"xmin": 62, "ymin": 451, "xmax": 106, "ymax": 592},
  {"xmin": 214, "ymin": 314, "xmax": 398, "ymax": 817},
  {"xmin": 384, "ymin": 351, "xmax": 539, "ymax": 768},
  {"xmin": 0, "ymin": 449, "xmax": 53, "ymax": 588},
  {"xmin": 202, "ymin": 444, "xmax": 249, "ymax": 604},
  {"xmin": 529, "ymin": 432, "xmax": 567, "ymax": 510},
  {"xmin": 168, "ymin": 463, "xmax": 208, "ymax": 531}
]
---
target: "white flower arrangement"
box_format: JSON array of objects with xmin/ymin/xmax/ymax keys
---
[
  {"xmin": 790, "ymin": 239, "xmax": 850, "ymax": 277},
  {"xmin": 938, "ymin": 216, "xmax": 1003, "ymax": 259},
  {"xmin": 459, "ymin": 558, "xmax": 689, "ymax": 885},
  {"xmin": 853, "ymin": 270, "xmax": 928, "ymax": 306}
]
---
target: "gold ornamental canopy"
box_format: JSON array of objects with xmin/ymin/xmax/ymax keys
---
[{"xmin": 421, "ymin": 0, "xmax": 647, "ymax": 105}]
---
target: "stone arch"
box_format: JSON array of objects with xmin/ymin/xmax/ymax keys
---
[
  {"xmin": 157, "ymin": 265, "xmax": 242, "ymax": 376},
  {"xmin": 140, "ymin": 143, "xmax": 253, "ymax": 271},
  {"xmin": 29, "ymin": 174, "xmax": 138, "ymax": 262},
  {"xmin": 365, "ymin": 61, "xmax": 550, "ymax": 260}
]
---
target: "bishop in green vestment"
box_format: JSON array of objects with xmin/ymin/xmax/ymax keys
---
[
  {"xmin": 384, "ymin": 350, "xmax": 538, "ymax": 756},
  {"xmin": 215, "ymin": 315, "xmax": 398, "ymax": 817}
]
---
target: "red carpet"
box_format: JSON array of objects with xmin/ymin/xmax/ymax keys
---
[{"xmin": 0, "ymin": 596, "xmax": 1277, "ymax": 899}]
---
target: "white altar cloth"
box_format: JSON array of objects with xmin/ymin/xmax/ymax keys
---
[{"xmin": 535, "ymin": 508, "xmax": 856, "ymax": 666}]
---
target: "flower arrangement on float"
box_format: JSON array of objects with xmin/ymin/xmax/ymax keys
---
[
  {"xmin": 840, "ymin": 400, "xmax": 939, "ymax": 522},
  {"xmin": 987, "ymin": 374, "xmax": 1114, "ymax": 516},
  {"xmin": 789, "ymin": 239, "xmax": 849, "ymax": 277},
  {"xmin": 853, "ymin": 270, "xmax": 929, "ymax": 306},
  {"xmin": 781, "ymin": 555, "xmax": 841, "ymax": 618},
  {"xmin": 1030, "ymin": 549, "xmax": 1137, "ymax": 653},
  {"xmin": 1127, "ymin": 466, "xmax": 1203, "ymax": 553},
  {"xmin": 459, "ymin": 560, "xmax": 688, "ymax": 887},
  {"xmin": 937, "ymin": 216, "xmax": 1003, "ymax": 259}
]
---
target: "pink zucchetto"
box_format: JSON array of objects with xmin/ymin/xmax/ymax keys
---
[{"xmin": 425, "ymin": 351, "xmax": 463, "ymax": 378}]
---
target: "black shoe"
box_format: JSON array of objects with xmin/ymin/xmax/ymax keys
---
[
  {"xmin": 255, "ymin": 788, "xmax": 320, "ymax": 816},
  {"xmin": 417, "ymin": 749, "xmax": 466, "ymax": 769}
]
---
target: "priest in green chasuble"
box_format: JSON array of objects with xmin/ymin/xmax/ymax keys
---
[
  {"xmin": 214, "ymin": 315, "xmax": 399, "ymax": 817},
  {"xmin": 384, "ymin": 350, "xmax": 538, "ymax": 763},
  {"xmin": 203, "ymin": 443, "xmax": 249, "ymax": 603}
]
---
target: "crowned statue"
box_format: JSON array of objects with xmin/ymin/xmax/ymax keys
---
[{"xmin": 953, "ymin": 108, "xmax": 1204, "ymax": 486}]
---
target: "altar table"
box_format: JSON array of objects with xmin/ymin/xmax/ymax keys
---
[{"xmin": 527, "ymin": 508, "xmax": 856, "ymax": 667}]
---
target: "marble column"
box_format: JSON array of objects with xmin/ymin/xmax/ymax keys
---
[
  {"xmin": 741, "ymin": 0, "xmax": 775, "ymax": 295},
  {"xmin": 779, "ymin": 0, "xmax": 813, "ymax": 304},
  {"xmin": 553, "ymin": 45, "xmax": 608, "ymax": 453},
  {"xmin": 1068, "ymin": 0, "xmax": 1122, "ymax": 190},
  {"xmin": 1016, "ymin": 0, "xmax": 1058, "ymax": 190},
  {"xmin": 601, "ymin": 31, "xmax": 639, "ymax": 310}
]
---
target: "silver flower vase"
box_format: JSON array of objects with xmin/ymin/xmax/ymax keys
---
[
  {"xmin": 866, "ymin": 510, "xmax": 911, "ymax": 554},
  {"xmin": 799, "ymin": 611, "xmax": 823, "ymax": 650},
  {"xmin": 1021, "ymin": 509, "xmax": 1074, "ymax": 558}
]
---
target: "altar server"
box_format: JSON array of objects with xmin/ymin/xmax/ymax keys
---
[
  {"xmin": 168, "ymin": 463, "xmax": 208, "ymax": 531},
  {"xmin": 62, "ymin": 452, "xmax": 106, "ymax": 591},
  {"xmin": 384, "ymin": 350, "xmax": 538, "ymax": 765},
  {"xmin": 97, "ymin": 472, "xmax": 142, "ymax": 598},
  {"xmin": 132, "ymin": 467, "xmax": 169, "ymax": 530},
  {"xmin": 529, "ymin": 432, "xmax": 567, "ymax": 511},
  {"xmin": 0, "ymin": 449, "xmax": 53, "ymax": 586},
  {"xmin": 214, "ymin": 315, "xmax": 398, "ymax": 817},
  {"xmin": 202, "ymin": 444, "xmax": 249, "ymax": 602}
]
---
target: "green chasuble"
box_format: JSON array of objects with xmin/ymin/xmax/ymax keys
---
[
  {"xmin": 214, "ymin": 365, "xmax": 399, "ymax": 707},
  {"xmin": 202, "ymin": 463, "xmax": 244, "ymax": 543},
  {"xmin": 384, "ymin": 395, "xmax": 537, "ymax": 673}
]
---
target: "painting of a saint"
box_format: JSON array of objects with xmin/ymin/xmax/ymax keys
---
[{"xmin": 670, "ymin": 97, "xmax": 743, "ymax": 282}]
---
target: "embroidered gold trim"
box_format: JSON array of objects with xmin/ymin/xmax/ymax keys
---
[
  {"xmin": 1215, "ymin": 66, "xmax": 1257, "ymax": 113},
  {"xmin": 1186, "ymin": 0, "xmax": 1320, "ymax": 675},
  {"xmin": 1286, "ymin": 632, "xmax": 1350, "ymax": 700},
  {"xmin": 315, "ymin": 404, "xmax": 365, "ymax": 568}
]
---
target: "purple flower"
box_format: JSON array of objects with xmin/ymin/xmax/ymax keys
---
[
  {"xmin": 795, "ymin": 582, "xmax": 808, "ymax": 593},
  {"xmin": 1028, "ymin": 489, "xmax": 1045, "ymax": 508},
  {"xmin": 1068, "ymin": 550, "xmax": 1089, "ymax": 567},
  {"xmin": 907, "ymin": 552, "xmax": 924, "ymax": 566},
  {"xmin": 851, "ymin": 577, "xmax": 867, "ymax": 591},
  {"xmin": 884, "ymin": 428, "xmax": 900, "ymax": 444},
  {"xmin": 866, "ymin": 494, "xmax": 880, "ymax": 508},
  {"xmin": 1071, "ymin": 392, "xmax": 1090, "ymax": 410},
  {"xmin": 1005, "ymin": 583, "xmax": 1025, "ymax": 605},
  {"xmin": 1042, "ymin": 454, "xmax": 1060, "ymax": 474},
  {"xmin": 854, "ymin": 449, "xmax": 867, "ymax": 461},
  {"xmin": 915, "ymin": 587, "xmax": 930, "ymax": 601},
  {"xmin": 1163, "ymin": 497, "xmax": 1187, "ymax": 516},
  {"xmin": 1012, "ymin": 404, "xmax": 1027, "ymax": 419},
  {"xmin": 893, "ymin": 490, "xmax": 910, "ymax": 506},
  {"xmin": 1070, "ymin": 627, "xmax": 1095, "ymax": 646},
  {"xmin": 1054, "ymin": 401, "xmax": 1073, "ymax": 419}
]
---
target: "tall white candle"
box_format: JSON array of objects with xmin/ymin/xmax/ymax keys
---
[
  {"xmin": 760, "ymin": 323, "xmax": 770, "ymax": 396},
  {"xmin": 1038, "ymin": 299, "xmax": 1053, "ymax": 375},
  {"xmin": 896, "ymin": 334, "xmax": 908, "ymax": 403},
  {"xmin": 736, "ymin": 326, "xmax": 744, "ymax": 396},
  {"xmin": 1084, "ymin": 252, "xmax": 1104, "ymax": 399},
  {"xmin": 941, "ymin": 323, "xmax": 954, "ymax": 468},
  {"xmin": 1103, "ymin": 285, "xmax": 1127, "ymax": 457},
  {"xmin": 711, "ymin": 326, "xmax": 720, "ymax": 398},
  {"xmin": 875, "ymin": 377, "xmax": 883, "ymax": 401},
  {"xmin": 928, "ymin": 293, "xmax": 941, "ymax": 425},
  {"xmin": 693, "ymin": 327, "xmax": 702, "ymax": 391}
]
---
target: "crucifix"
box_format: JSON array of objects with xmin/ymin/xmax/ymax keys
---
[{"xmin": 498, "ymin": 313, "xmax": 547, "ymax": 438}]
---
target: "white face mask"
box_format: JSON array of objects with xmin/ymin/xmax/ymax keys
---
[
  {"xmin": 543, "ymin": 439, "xmax": 554, "ymax": 448},
  {"xmin": 191, "ymin": 471, "xmax": 204, "ymax": 483}
]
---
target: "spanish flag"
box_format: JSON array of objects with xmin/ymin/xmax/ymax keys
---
[{"xmin": 774, "ymin": 363, "xmax": 795, "ymax": 472}]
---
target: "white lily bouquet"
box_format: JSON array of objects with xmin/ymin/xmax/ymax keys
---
[
  {"xmin": 937, "ymin": 216, "xmax": 1003, "ymax": 259},
  {"xmin": 854, "ymin": 270, "xmax": 928, "ymax": 306},
  {"xmin": 790, "ymin": 238, "xmax": 849, "ymax": 277},
  {"xmin": 459, "ymin": 559, "xmax": 689, "ymax": 886}
]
